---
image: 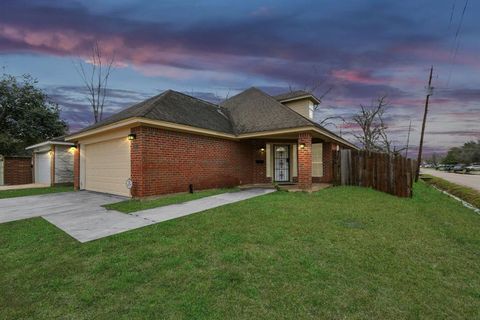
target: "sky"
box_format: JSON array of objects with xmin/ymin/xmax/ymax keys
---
[{"xmin": 1, "ymin": 0, "xmax": 479, "ymax": 156}]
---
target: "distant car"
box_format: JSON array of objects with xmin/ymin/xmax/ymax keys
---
[
  {"xmin": 436, "ymin": 164, "xmax": 446, "ymax": 171},
  {"xmin": 439, "ymin": 164, "xmax": 454, "ymax": 171},
  {"xmin": 466, "ymin": 163, "xmax": 480, "ymax": 173},
  {"xmin": 452, "ymin": 164, "xmax": 466, "ymax": 173}
]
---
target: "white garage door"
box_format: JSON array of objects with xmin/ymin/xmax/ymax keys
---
[
  {"xmin": 35, "ymin": 152, "xmax": 51, "ymax": 185},
  {"xmin": 84, "ymin": 138, "xmax": 131, "ymax": 197}
]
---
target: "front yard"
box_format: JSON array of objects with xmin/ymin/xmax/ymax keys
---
[{"xmin": 1, "ymin": 183, "xmax": 479, "ymax": 319}]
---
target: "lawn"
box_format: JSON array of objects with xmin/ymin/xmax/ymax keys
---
[
  {"xmin": 0, "ymin": 185, "xmax": 73, "ymax": 199},
  {"xmin": 1, "ymin": 183, "xmax": 479, "ymax": 319},
  {"xmin": 104, "ymin": 188, "xmax": 238, "ymax": 213}
]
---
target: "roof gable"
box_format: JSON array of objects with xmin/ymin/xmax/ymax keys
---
[{"xmin": 220, "ymin": 87, "xmax": 314, "ymax": 134}]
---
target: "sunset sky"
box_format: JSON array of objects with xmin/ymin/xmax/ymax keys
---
[{"xmin": 1, "ymin": 0, "xmax": 479, "ymax": 156}]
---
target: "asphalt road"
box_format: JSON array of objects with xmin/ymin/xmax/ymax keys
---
[{"xmin": 421, "ymin": 168, "xmax": 480, "ymax": 191}]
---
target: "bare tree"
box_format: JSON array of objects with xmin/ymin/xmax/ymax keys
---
[
  {"xmin": 317, "ymin": 114, "xmax": 345, "ymax": 128},
  {"xmin": 74, "ymin": 41, "xmax": 115, "ymax": 123},
  {"xmin": 350, "ymin": 96, "xmax": 406, "ymax": 155}
]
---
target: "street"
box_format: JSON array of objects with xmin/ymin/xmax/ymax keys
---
[{"xmin": 421, "ymin": 168, "xmax": 480, "ymax": 192}]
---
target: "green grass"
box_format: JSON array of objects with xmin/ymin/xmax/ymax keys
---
[
  {"xmin": 0, "ymin": 185, "xmax": 73, "ymax": 199},
  {"xmin": 104, "ymin": 188, "xmax": 239, "ymax": 213},
  {"xmin": 1, "ymin": 183, "xmax": 479, "ymax": 319},
  {"xmin": 421, "ymin": 174, "xmax": 480, "ymax": 208}
]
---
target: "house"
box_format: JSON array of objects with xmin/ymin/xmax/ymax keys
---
[
  {"xmin": 26, "ymin": 137, "xmax": 75, "ymax": 186},
  {"xmin": 66, "ymin": 87, "xmax": 357, "ymax": 197}
]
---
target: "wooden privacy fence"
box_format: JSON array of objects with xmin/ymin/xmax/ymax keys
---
[
  {"xmin": 332, "ymin": 150, "xmax": 416, "ymax": 198},
  {"xmin": 2, "ymin": 156, "xmax": 33, "ymax": 185}
]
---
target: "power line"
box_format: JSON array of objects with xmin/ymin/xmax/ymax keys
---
[
  {"xmin": 446, "ymin": 0, "xmax": 469, "ymax": 87},
  {"xmin": 449, "ymin": 0, "xmax": 457, "ymax": 27}
]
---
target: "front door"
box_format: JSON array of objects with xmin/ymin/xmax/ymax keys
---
[{"xmin": 274, "ymin": 145, "xmax": 290, "ymax": 182}]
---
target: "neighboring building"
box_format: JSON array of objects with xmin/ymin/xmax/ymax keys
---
[
  {"xmin": 66, "ymin": 87, "xmax": 357, "ymax": 197},
  {"xmin": 26, "ymin": 137, "xmax": 75, "ymax": 186}
]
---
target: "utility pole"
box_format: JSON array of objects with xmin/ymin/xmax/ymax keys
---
[
  {"xmin": 405, "ymin": 119, "xmax": 412, "ymax": 158},
  {"xmin": 415, "ymin": 66, "xmax": 434, "ymax": 182}
]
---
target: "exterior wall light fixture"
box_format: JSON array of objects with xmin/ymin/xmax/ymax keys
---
[
  {"xmin": 68, "ymin": 146, "xmax": 77, "ymax": 154},
  {"xmin": 127, "ymin": 134, "xmax": 136, "ymax": 141},
  {"xmin": 260, "ymin": 147, "xmax": 265, "ymax": 152},
  {"xmin": 299, "ymin": 143, "xmax": 306, "ymax": 149}
]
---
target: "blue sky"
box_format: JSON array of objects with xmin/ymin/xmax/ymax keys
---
[{"xmin": 1, "ymin": 0, "xmax": 479, "ymax": 155}]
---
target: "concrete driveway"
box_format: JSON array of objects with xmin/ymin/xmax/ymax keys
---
[
  {"xmin": 422, "ymin": 168, "xmax": 480, "ymax": 191},
  {"xmin": 0, "ymin": 188, "xmax": 275, "ymax": 242}
]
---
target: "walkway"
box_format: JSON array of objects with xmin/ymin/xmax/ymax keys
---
[{"xmin": 0, "ymin": 188, "xmax": 275, "ymax": 242}]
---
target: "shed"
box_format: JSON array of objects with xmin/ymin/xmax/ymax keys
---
[{"xmin": 26, "ymin": 137, "xmax": 75, "ymax": 186}]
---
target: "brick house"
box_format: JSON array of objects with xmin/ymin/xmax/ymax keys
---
[{"xmin": 66, "ymin": 87, "xmax": 357, "ymax": 197}]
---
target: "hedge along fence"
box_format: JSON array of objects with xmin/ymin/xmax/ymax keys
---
[{"xmin": 332, "ymin": 149, "xmax": 416, "ymax": 198}]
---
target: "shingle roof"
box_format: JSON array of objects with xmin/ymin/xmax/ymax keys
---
[
  {"xmin": 69, "ymin": 87, "xmax": 355, "ymax": 148},
  {"xmin": 73, "ymin": 90, "xmax": 234, "ymax": 135},
  {"xmin": 220, "ymin": 87, "xmax": 314, "ymax": 134},
  {"xmin": 274, "ymin": 90, "xmax": 320, "ymax": 104}
]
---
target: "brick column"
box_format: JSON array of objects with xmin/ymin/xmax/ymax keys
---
[
  {"xmin": 130, "ymin": 126, "xmax": 144, "ymax": 198},
  {"xmin": 73, "ymin": 145, "xmax": 80, "ymax": 190},
  {"xmin": 298, "ymin": 132, "xmax": 312, "ymax": 190}
]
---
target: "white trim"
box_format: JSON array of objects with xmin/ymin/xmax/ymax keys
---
[
  {"xmin": 266, "ymin": 144, "xmax": 272, "ymax": 178},
  {"xmin": 292, "ymin": 144, "xmax": 298, "ymax": 177},
  {"xmin": 66, "ymin": 117, "xmax": 357, "ymax": 149},
  {"xmin": 312, "ymin": 143, "xmax": 323, "ymax": 177},
  {"xmin": 66, "ymin": 117, "xmax": 237, "ymax": 141},
  {"xmin": 26, "ymin": 141, "xmax": 74, "ymax": 150},
  {"xmin": 277, "ymin": 95, "xmax": 321, "ymax": 105}
]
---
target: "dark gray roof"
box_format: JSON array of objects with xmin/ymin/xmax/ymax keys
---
[
  {"xmin": 69, "ymin": 87, "xmax": 355, "ymax": 148},
  {"xmin": 73, "ymin": 90, "xmax": 234, "ymax": 135},
  {"xmin": 220, "ymin": 87, "xmax": 313, "ymax": 134},
  {"xmin": 274, "ymin": 90, "xmax": 320, "ymax": 104}
]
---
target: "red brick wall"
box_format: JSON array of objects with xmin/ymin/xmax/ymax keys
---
[
  {"xmin": 4, "ymin": 157, "xmax": 32, "ymax": 185},
  {"xmin": 130, "ymin": 126, "xmax": 253, "ymax": 197},
  {"xmin": 251, "ymin": 140, "xmax": 272, "ymax": 184},
  {"xmin": 73, "ymin": 146, "xmax": 80, "ymax": 190},
  {"xmin": 298, "ymin": 133, "xmax": 312, "ymax": 189}
]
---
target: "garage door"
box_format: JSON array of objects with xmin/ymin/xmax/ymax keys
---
[
  {"xmin": 35, "ymin": 152, "xmax": 51, "ymax": 184},
  {"xmin": 85, "ymin": 138, "xmax": 131, "ymax": 196}
]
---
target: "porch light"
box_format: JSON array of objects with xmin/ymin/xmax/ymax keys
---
[
  {"xmin": 260, "ymin": 147, "xmax": 265, "ymax": 152},
  {"xmin": 68, "ymin": 146, "xmax": 77, "ymax": 154},
  {"xmin": 127, "ymin": 134, "xmax": 136, "ymax": 141},
  {"xmin": 49, "ymin": 150, "xmax": 54, "ymax": 156},
  {"xmin": 299, "ymin": 143, "xmax": 306, "ymax": 149}
]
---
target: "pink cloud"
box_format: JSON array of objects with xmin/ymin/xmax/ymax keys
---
[{"xmin": 331, "ymin": 69, "xmax": 388, "ymax": 85}]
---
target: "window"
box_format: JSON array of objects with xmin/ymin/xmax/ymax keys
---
[{"xmin": 309, "ymin": 105, "xmax": 314, "ymax": 119}]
